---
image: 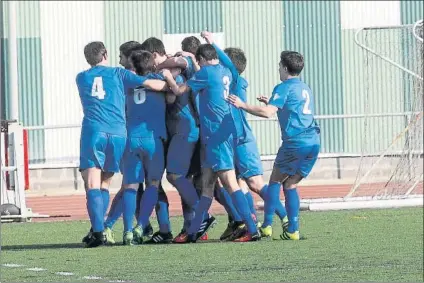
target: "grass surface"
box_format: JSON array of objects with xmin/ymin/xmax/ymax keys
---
[{"xmin": 1, "ymin": 208, "xmax": 423, "ymax": 282}]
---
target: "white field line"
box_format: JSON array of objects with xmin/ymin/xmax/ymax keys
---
[{"xmin": 2, "ymin": 263, "xmax": 126, "ymax": 282}]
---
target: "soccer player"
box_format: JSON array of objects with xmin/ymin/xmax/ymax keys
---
[
  {"xmin": 98, "ymin": 41, "xmax": 155, "ymax": 244},
  {"xmin": 129, "ymin": 37, "xmax": 178, "ymax": 243},
  {"xmin": 122, "ymin": 46, "xmax": 175, "ymax": 244},
  {"xmin": 76, "ymin": 41, "xmax": 167, "ymax": 248},
  {"xmin": 227, "ymin": 51, "xmax": 321, "ymax": 240},
  {"xmin": 156, "ymin": 36, "xmax": 201, "ymax": 79},
  {"xmin": 154, "ymin": 36, "xmax": 208, "ymax": 241},
  {"xmin": 202, "ymin": 31, "xmax": 289, "ymax": 240},
  {"xmin": 162, "ymin": 43, "xmax": 260, "ymax": 243}
]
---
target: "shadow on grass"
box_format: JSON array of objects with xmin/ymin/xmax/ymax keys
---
[
  {"xmin": 2, "ymin": 237, "xmax": 306, "ymax": 250},
  {"xmin": 2, "ymin": 243, "xmax": 84, "ymax": 250}
]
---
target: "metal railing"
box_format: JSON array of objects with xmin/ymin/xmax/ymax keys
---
[{"xmin": 23, "ymin": 111, "xmax": 423, "ymax": 169}]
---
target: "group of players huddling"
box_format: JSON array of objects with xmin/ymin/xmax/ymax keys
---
[{"xmin": 76, "ymin": 31, "xmax": 320, "ymax": 248}]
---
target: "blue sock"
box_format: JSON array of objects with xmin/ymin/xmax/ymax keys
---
[
  {"xmin": 86, "ymin": 189, "xmax": 104, "ymax": 232},
  {"xmin": 100, "ymin": 188, "xmax": 110, "ymax": 217},
  {"xmin": 244, "ymin": 191, "xmax": 257, "ymax": 217},
  {"xmin": 262, "ymin": 182, "xmax": 280, "ymax": 227},
  {"xmin": 231, "ymin": 190, "xmax": 257, "ymax": 235},
  {"xmin": 156, "ymin": 188, "xmax": 171, "ymax": 233},
  {"xmin": 137, "ymin": 185, "xmax": 158, "ymax": 228},
  {"xmin": 104, "ymin": 190, "xmax": 123, "ymax": 229},
  {"xmin": 181, "ymin": 199, "xmax": 194, "ymax": 231},
  {"xmin": 259, "ymin": 185, "xmax": 287, "ymax": 220},
  {"xmin": 174, "ymin": 176, "xmax": 200, "ymax": 207},
  {"xmin": 218, "ymin": 187, "xmax": 242, "ymax": 222},
  {"xmin": 284, "ymin": 188, "xmax": 300, "ymax": 233},
  {"xmin": 122, "ymin": 189, "xmax": 137, "ymax": 232},
  {"xmin": 187, "ymin": 196, "xmax": 212, "ymax": 235}
]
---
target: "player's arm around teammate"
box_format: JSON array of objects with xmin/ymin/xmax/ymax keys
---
[
  {"xmin": 76, "ymin": 42, "xmax": 168, "ymax": 248},
  {"xmin": 228, "ymin": 51, "xmax": 321, "ymax": 240}
]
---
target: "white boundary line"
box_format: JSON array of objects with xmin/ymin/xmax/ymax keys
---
[{"xmin": 2, "ymin": 263, "xmax": 125, "ymax": 282}]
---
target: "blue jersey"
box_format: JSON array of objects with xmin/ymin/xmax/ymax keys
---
[
  {"xmin": 76, "ymin": 66, "xmax": 147, "ymax": 136},
  {"xmin": 268, "ymin": 78, "xmax": 320, "ymax": 141},
  {"xmin": 166, "ymin": 75, "xmax": 199, "ymax": 139},
  {"xmin": 213, "ymin": 44, "xmax": 251, "ymax": 140},
  {"xmin": 126, "ymin": 73, "xmax": 167, "ymax": 140},
  {"xmin": 187, "ymin": 64, "xmax": 234, "ymax": 140},
  {"xmin": 183, "ymin": 56, "xmax": 196, "ymax": 80}
]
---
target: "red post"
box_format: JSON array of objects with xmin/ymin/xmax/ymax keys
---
[{"xmin": 23, "ymin": 129, "xmax": 29, "ymax": 190}]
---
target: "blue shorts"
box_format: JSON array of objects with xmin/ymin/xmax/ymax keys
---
[
  {"xmin": 274, "ymin": 137, "xmax": 320, "ymax": 178},
  {"xmin": 122, "ymin": 137, "xmax": 165, "ymax": 185},
  {"xmin": 234, "ymin": 137, "xmax": 263, "ymax": 179},
  {"xmin": 167, "ymin": 134, "xmax": 198, "ymax": 176},
  {"xmin": 79, "ymin": 130, "xmax": 126, "ymax": 173},
  {"xmin": 201, "ymin": 135, "xmax": 235, "ymax": 172}
]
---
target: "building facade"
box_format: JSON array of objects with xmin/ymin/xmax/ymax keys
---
[{"xmin": 1, "ymin": 1, "xmax": 423, "ymax": 166}]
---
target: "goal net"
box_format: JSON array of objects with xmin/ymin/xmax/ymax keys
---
[{"xmin": 346, "ymin": 21, "xmax": 423, "ymax": 203}]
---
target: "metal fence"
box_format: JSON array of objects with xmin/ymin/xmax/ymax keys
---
[{"xmin": 24, "ymin": 111, "xmax": 423, "ymax": 169}]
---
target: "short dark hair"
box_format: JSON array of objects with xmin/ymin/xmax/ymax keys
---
[
  {"xmin": 195, "ymin": 44, "xmax": 218, "ymax": 62},
  {"xmin": 84, "ymin": 41, "xmax": 107, "ymax": 66},
  {"xmin": 280, "ymin": 51, "xmax": 304, "ymax": 75},
  {"xmin": 119, "ymin": 41, "xmax": 142, "ymax": 57},
  {"xmin": 140, "ymin": 37, "xmax": 166, "ymax": 56},
  {"xmin": 224, "ymin": 47, "xmax": 247, "ymax": 75},
  {"xmin": 181, "ymin": 36, "xmax": 201, "ymax": 55},
  {"xmin": 130, "ymin": 50, "xmax": 156, "ymax": 76}
]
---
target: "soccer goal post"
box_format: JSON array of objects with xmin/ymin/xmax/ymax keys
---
[{"xmin": 1, "ymin": 120, "xmax": 48, "ymax": 222}]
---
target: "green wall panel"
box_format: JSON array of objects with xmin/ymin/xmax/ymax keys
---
[
  {"xmin": 223, "ymin": 1, "xmax": 283, "ymax": 155},
  {"xmin": 164, "ymin": 0, "xmax": 222, "ymax": 34},
  {"xmin": 400, "ymin": 1, "xmax": 424, "ymax": 25},
  {"xmin": 104, "ymin": 1, "xmax": 164, "ymax": 67},
  {"xmin": 2, "ymin": 1, "xmax": 41, "ymax": 38},
  {"xmin": 2, "ymin": 38, "xmax": 45, "ymax": 163},
  {"xmin": 283, "ymin": 0, "xmax": 344, "ymax": 153}
]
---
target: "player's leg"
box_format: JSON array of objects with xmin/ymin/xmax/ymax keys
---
[
  {"xmin": 154, "ymin": 139, "xmax": 170, "ymax": 238},
  {"xmin": 135, "ymin": 183, "xmax": 154, "ymax": 239},
  {"xmin": 217, "ymin": 169, "xmax": 260, "ymax": 242},
  {"xmin": 80, "ymin": 131, "xmax": 107, "ymax": 248},
  {"xmin": 166, "ymin": 135, "xmax": 200, "ymax": 226},
  {"xmin": 235, "ymin": 139, "xmax": 288, "ymax": 225},
  {"xmin": 98, "ymin": 134, "xmax": 126, "ymax": 244},
  {"xmin": 155, "ymin": 183, "xmax": 171, "ymax": 234},
  {"xmin": 184, "ymin": 167, "xmax": 218, "ymax": 242},
  {"xmin": 104, "ymin": 186, "xmax": 124, "ymax": 231},
  {"xmin": 214, "ymin": 178, "xmax": 245, "ymax": 241},
  {"xmin": 280, "ymin": 143, "xmax": 320, "ymax": 240},
  {"xmin": 99, "ymin": 171, "xmax": 116, "ymax": 244},
  {"xmin": 121, "ymin": 144, "xmax": 144, "ymax": 245},
  {"xmin": 80, "ymin": 131, "xmax": 123, "ymax": 248},
  {"xmin": 138, "ymin": 138, "xmax": 172, "ymax": 244}
]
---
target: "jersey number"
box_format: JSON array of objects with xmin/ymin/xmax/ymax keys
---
[
  {"xmin": 91, "ymin": 77, "xmax": 106, "ymax": 100},
  {"xmin": 223, "ymin": 76, "xmax": 230, "ymax": 99},
  {"xmin": 134, "ymin": 88, "xmax": 146, "ymax": 104},
  {"xmin": 302, "ymin": 90, "xmax": 312, "ymax": 115}
]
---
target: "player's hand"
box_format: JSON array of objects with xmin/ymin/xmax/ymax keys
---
[
  {"xmin": 166, "ymin": 92, "xmax": 177, "ymax": 104},
  {"xmin": 161, "ymin": 69, "xmax": 172, "ymax": 79},
  {"xmin": 176, "ymin": 51, "xmax": 195, "ymax": 59},
  {"xmin": 201, "ymin": 31, "xmax": 214, "ymax": 44},
  {"xmin": 170, "ymin": 67, "xmax": 182, "ymax": 77},
  {"xmin": 257, "ymin": 96, "xmax": 269, "ymax": 105},
  {"xmin": 227, "ymin": 94, "xmax": 245, "ymax": 109}
]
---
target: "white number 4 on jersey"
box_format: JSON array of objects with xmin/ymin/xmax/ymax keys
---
[{"xmin": 91, "ymin": 77, "xmax": 106, "ymax": 100}]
